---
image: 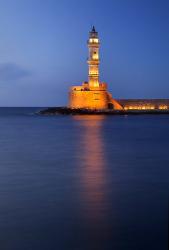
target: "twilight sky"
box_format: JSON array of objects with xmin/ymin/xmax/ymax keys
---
[{"xmin": 0, "ymin": 0, "xmax": 169, "ymax": 106}]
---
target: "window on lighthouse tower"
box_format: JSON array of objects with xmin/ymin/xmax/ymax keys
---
[
  {"xmin": 89, "ymin": 38, "xmax": 98, "ymax": 43},
  {"xmin": 93, "ymin": 51, "xmax": 98, "ymax": 60}
]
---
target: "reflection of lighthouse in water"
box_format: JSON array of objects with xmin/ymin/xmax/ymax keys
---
[
  {"xmin": 77, "ymin": 115, "xmax": 106, "ymax": 218},
  {"xmin": 74, "ymin": 115, "xmax": 110, "ymax": 248}
]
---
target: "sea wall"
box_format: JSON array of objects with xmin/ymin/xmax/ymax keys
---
[
  {"xmin": 117, "ymin": 99, "xmax": 169, "ymax": 110},
  {"xmin": 69, "ymin": 88, "xmax": 169, "ymax": 111}
]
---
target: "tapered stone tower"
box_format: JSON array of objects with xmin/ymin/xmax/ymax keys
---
[
  {"xmin": 69, "ymin": 27, "xmax": 123, "ymax": 110},
  {"xmin": 87, "ymin": 26, "xmax": 100, "ymax": 88}
]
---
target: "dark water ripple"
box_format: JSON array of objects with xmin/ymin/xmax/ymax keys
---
[{"xmin": 0, "ymin": 108, "xmax": 168, "ymax": 250}]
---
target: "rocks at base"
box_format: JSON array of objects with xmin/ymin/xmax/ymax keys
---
[{"xmin": 39, "ymin": 107, "xmax": 169, "ymax": 115}]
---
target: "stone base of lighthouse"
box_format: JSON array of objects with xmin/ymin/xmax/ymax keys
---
[{"xmin": 69, "ymin": 82, "xmax": 123, "ymax": 110}]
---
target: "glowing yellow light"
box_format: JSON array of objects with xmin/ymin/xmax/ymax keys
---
[
  {"xmin": 89, "ymin": 38, "xmax": 99, "ymax": 43},
  {"xmin": 89, "ymin": 70, "xmax": 98, "ymax": 75},
  {"xmin": 124, "ymin": 105, "xmax": 156, "ymax": 110},
  {"xmin": 93, "ymin": 53, "xmax": 98, "ymax": 59},
  {"xmin": 94, "ymin": 38, "xmax": 98, "ymax": 43},
  {"xmin": 159, "ymin": 105, "xmax": 168, "ymax": 110}
]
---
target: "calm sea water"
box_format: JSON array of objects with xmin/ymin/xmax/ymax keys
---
[{"xmin": 0, "ymin": 108, "xmax": 168, "ymax": 250}]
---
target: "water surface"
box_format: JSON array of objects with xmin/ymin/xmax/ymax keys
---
[{"xmin": 0, "ymin": 108, "xmax": 168, "ymax": 250}]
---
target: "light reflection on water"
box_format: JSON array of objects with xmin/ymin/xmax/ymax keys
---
[
  {"xmin": 74, "ymin": 115, "xmax": 107, "ymax": 216},
  {"xmin": 73, "ymin": 115, "xmax": 111, "ymax": 248}
]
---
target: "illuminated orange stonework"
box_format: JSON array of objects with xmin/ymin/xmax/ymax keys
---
[
  {"xmin": 69, "ymin": 27, "xmax": 169, "ymax": 111},
  {"xmin": 69, "ymin": 26, "xmax": 123, "ymax": 110}
]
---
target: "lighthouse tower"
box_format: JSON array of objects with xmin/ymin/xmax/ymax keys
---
[
  {"xmin": 68, "ymin": 27, "xmax": 122, "ymax": 110},
  {"xmin": 88, "ymin": 26, "xmax": 100, "ymax": 88}
]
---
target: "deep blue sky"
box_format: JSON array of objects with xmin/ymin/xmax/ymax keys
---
[{"xmin": 0, "ymin": 0, "xmax": 169, "ymax": 106}]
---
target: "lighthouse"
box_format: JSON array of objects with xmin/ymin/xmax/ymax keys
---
[
  {"xmin": 87, "ymin": 26, "xmax": 100, "ymax": 88},
  {"xmin": 42, "ymin": 27, "xmax": 169, "ymax": 114},
  {"xmin": 68, "ymin": 27, "xmax": 123, "ymax": 110}
]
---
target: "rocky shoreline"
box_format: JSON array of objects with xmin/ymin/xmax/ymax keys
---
[{"xmin": 39, "ymin": 107, "xmax": 169, "ymax": 115}]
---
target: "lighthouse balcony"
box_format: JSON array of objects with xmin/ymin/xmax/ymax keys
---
[{"xmin": 87, "ymin": 60, "xmax": 100, "ymax": 65}]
